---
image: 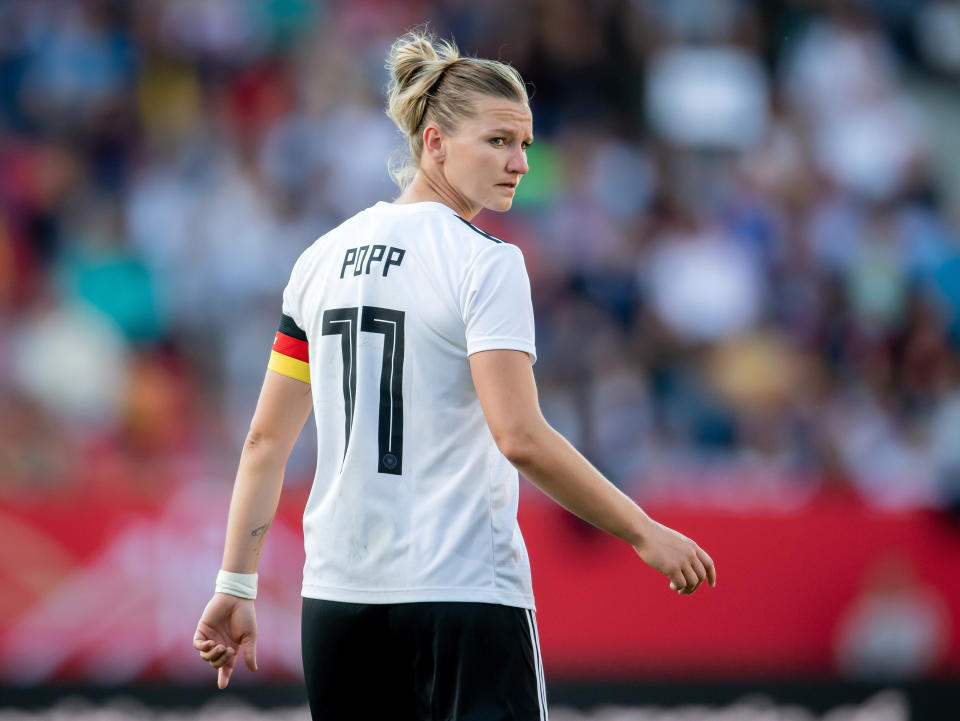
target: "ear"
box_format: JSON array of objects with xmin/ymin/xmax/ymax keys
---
[{"xmin": 422, "ymin": 124, "xmax": 446, "ymax": 164}]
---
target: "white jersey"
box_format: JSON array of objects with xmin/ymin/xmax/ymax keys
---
[{"xmin": 269, "ymin": 200, "xmax": 537, "ymax": 609}]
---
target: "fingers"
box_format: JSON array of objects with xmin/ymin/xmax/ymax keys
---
[
  {"xmin": 669, "ymin": 548, "xmax": 715, "ymax": 596},
  {"xmin": 667, "ymin": 562, "xmax": 692, "ymax": 592},
  {"xmin": 651, "ymin": 526, "xmax": 717, "ymax": 596},
  {"xmin": 197, "ymin": 637, "xmax": 239, "ymax": 690},
  {"xmin": 219, "ymin": 651, "xmax": 239, "ymax": 688},
  {"xmin": 698, "ymin": 547, "xmax": 717, "ymax": 587},
  {"xmin": 193, "ymin": 627, "xmax": 217, "ymax": 652},
  {"xmin": 668, "ymin": 566, "xmax": 700, "ymax": 595},
  {"xmin": 199, "ymin": 645, "xmax": 223, "ymax": 663},
  {"xmin": 218, "ymin": 664, "xmax": 232, "ymax": 690},
  {"xmin": 242, "ymin": 637, "xmax": 258, "ymax": 672},
  {"xmin": 212, "ymin": 646, "xmax": 234, "ymax": 668},
  {"xmin": 201, "ymin": 644, "xmax": 235, "ymax": 667},
  {"xmin": 689, "ymin": 556, "xmax": 709, "ymax": 593}
]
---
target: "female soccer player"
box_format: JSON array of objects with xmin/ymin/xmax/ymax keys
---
[{"xmin": 193, "ymin": 29, "xmax": 716, "ymax": 720}]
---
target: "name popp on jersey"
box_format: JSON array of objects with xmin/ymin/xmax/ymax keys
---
[{"xmin": 340, "ymin": 245, "xmax": 405, "ymax": 279}]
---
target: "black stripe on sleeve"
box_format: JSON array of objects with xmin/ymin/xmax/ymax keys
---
[
  {"xmin": 454, "ymin": 215, "xmax": 506, "ymax": 244},
  {"xmin": 279, "ymin": 313, "xmax": 307, "ymax": 341}
]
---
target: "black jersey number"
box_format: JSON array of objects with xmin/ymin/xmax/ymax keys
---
[{"xmin": 321, "ymin": 305, "xmax": 405, "ymax": 474}]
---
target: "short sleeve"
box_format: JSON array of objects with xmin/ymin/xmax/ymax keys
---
[
  {"xmin": 280, "ymin": 259, "xmax": 306, "ymax": 331},
  {"xmin": 267, "ymin": 259, "xmax": 310, "ymax": 383},
  {"xmin": 462, "ymin": 244, "xmax": 537, "ymax": 364}
]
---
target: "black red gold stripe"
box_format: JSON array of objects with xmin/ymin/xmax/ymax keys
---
[{"xmin": 268, "ymin": 314, "xmax": 310, "ymax": 383}]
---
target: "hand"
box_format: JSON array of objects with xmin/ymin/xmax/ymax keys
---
[
  {"xmin": 193, "ymin": 592, "xmax": 258, "ymax": 688},
  {"xmin": 633, "ymin": 519, "xmax": 716, "ymax": 596}
]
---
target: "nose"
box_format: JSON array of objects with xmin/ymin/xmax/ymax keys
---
[{"xmin": 506, "ymin": 145, "xmax": 529, "ymax": 176}]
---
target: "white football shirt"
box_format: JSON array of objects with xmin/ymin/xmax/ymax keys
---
[{"xmin": 271, "ymin": 200, "xmax": 537, "ymax": 609}]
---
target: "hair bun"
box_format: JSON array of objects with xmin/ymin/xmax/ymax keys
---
[
  {"xmin": 384, "ymin": 27, "xmax": 528, "ymax": 189},
  {"xmin": 385, "ymin": 30, "xmax": 459, "ymax": 136}
]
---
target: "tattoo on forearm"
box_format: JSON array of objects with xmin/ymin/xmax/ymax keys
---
[{"xmin": 251, "ymin": 522, "xmax": 270, "ymax": 538}]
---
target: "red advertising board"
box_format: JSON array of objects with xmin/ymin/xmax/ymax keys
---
[{"xmin": 1, "ymin": 484, "xmax": 958, "ymax": 683}]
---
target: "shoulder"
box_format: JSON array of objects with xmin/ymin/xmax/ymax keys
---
[
  {"xmin": 442, "ymin": 214, "xmax": 525, "ymax": 275},
  {"xmin": 461, "ymin": 224, "xmax": 528, "ymax": 286},
  {"xmin": 293, "ymin": 209, "xmax": 371, "ymax": 268}
]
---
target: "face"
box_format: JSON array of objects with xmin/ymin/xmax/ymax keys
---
[{"xmin": 435, "ymin": 95, "xmax": 533, "ymax": 216}]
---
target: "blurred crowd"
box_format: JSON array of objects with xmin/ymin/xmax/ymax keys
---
[{"xmin": 3, "ymin": 0, "xmax": 960, "ymax": 512}]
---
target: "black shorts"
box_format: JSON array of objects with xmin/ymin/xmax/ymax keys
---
[{"xmin": 301, "ymin": 598, "xmax": 548, "ymax": 721}]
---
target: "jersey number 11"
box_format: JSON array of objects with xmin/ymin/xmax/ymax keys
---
[{"xmin": 321, "ymin": 306, "xmax": 404, "ymax": 475}]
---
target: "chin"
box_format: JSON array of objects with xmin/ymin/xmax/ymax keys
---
[{"xmin": 486, "ymin": 197, "xmax": 514, "ymax": 213}]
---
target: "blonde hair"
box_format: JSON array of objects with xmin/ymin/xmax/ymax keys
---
[{"xmin": 385, "ymin": 28, "xmax": 529, "ymax": 189}]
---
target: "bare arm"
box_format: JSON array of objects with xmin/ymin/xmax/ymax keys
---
[
  {"xmin": 193, "ymin": 368, "xmax": 313, "ymax": 688},
  {"xmin": 470, "ymin": 349, "xmax": 716, "ymax": 594},
  {"xmin": 221, "ymin": 369, "xmax": 314, "ymax": 572}
]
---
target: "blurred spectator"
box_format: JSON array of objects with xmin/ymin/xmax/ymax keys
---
[
  {"xmin": 1, "ymin": 0, "xmax": 960, "ymax": 513},
  {"xmin": 646, "ymin": 46, "xmax": 769, "ymax": 150},
  {"xmin": 10, "ymin": 298, "xmax": 129, "ymax": 431},
  {"xmin": 0, "ymin": 392, "xmax": 76, "ymax": 494},
  {"xmin": 59, "ymin": 193, "xmax": 163, "ymax": 342},
  {"xmin": 640, "ymin": 214, "xmax": 765, "ymax": 343}
]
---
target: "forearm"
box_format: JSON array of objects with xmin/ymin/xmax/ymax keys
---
[
  {"xmin": 508, "ymin": 423, "xmax": 652, "ymax": 546},
  {"xmin": 221, "ymin": 437, "xmax": 288, "ymax": 573}
]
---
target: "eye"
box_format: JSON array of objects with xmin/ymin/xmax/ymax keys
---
[
  {"xmin": 521, "ymin": 141, "xmax": 531, "ymax": 150},
  {"xmin": 490, "ymin": 137, "xmax": 506, "ymax": 146}
]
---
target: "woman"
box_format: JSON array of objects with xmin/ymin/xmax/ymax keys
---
[{"xmin": 193, "ymin": 29, "xmax": 716, "ymax": 721}]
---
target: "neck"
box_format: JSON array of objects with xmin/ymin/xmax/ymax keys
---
[{"xmin": 394, "ymin": 169, "xmax": 479, "ymax": 221}]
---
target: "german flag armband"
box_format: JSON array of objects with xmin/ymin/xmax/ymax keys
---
[{"xmin": 268, "ymin": 314, "xmax": 310, "ymax": 383}]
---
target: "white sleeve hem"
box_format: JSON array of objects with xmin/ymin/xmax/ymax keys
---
[{"xmin": 467, "ymin": 337, "xmax": 537, "ymax": 364}]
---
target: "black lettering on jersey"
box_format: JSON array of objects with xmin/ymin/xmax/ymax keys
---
[
  {"xmin": 339, "ymin": 245, "xmax": 405, "ymax": 279},
  {"xmin": 353, "ymin": 245, "xmax": 369, "ymax": 276},
  {"xmin": 366, "ymin": 245, "xmax": 386, "ymax": 274},
  {"xmin": 383, "ymin": 247, "xmax": 405, "ymax": 276},
  {"xmin": 340, "ymin": 248, "xmax": 357, "ymax": 279}
]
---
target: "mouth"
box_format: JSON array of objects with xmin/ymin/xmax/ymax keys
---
[{"xmin": 496, "ymin": 182, "xmax": 518, "ymax": 190}]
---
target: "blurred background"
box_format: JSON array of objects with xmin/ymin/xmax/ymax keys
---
[{"xmin": 1, "ymin": 0, "xmax": 960, "ymax": 718}]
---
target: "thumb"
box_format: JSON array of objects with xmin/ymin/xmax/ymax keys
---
[{"xmin": 243, "ymin": 636, "xmax": 258, "ymax": 672}]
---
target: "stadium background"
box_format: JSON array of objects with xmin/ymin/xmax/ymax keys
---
[{"xmin": 2, "ymin": 0, "xmax": 960, "ymax": 718}]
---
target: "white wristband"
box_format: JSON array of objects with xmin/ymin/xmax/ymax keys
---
[{"xmin": 215, "ymin": 570, "xmax": 258, "ymax": 599}]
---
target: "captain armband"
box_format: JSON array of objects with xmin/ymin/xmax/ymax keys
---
[{"xmin": 268, "ymin": 314, "xmax": 310, "ymax": 383}]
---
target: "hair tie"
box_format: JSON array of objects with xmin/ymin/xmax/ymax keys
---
[{"xmin": 427, "ymin": 58, "xmax": 458, "ymax": 98}]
